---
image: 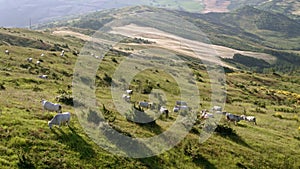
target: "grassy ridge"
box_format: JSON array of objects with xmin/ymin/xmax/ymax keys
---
[{"xmin": 0, "ymin": 25, "xmax": 299, "ymax": 169}]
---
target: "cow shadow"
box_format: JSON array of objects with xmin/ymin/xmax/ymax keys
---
[
  {"xmin": 101, "ymin": 123, "xmax": 158, "ymax": 158},
  {"xmin": 215, "ymin": 125, "xmax": 251, "ymax": 148},
  {"xmin": 51, "ymin": 126, "xmax": 96, "ymax": 160},
  {"xmin": 193, "ymin": 155, "xmax": 217, "ymax": 169},
  {"xmin": 137, "ymin": 122, "xmax": 164, "ymax": 136}
]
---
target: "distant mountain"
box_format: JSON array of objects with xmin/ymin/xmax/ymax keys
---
[
  {"xmin": 39, "ymin": 5, "xmax": 300, "ymax": 73},
  {"xmin": 1, "ymin": 0, "xmax": 299, "ymax": 27},
  {"xmin": 227, "ymin": 0, "xmax": 300, "ymax": 20}
]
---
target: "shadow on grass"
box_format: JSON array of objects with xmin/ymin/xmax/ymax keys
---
[
  {"xmin": 51, "ymin": 126, "xmax": 96, "ymax": 160},
  {"xmin": 137, "ymin": 122, "xmax": 164, "ymax": 136},
  {"xmin": 215, "ymin": 125, "xmax": 251, "ymax": 148},
  {"xmin": 138, "ymin": 156, "xmax": 165, "ymax": 169},
  {"xmin": 193, "ymin": 155, "xmax": 217, "ymax": 169},
  {"xmin": 101, "ymin": 123, "xmax": 159, "ymax": 158}
]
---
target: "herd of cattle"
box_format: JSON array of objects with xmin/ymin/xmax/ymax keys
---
[
  {"xmin": 5, "ymin": 48, "xmax": 256, "ymax": 128},
  {"xmin": 200, "ymin": 106, "xmax": 257, "ymax": 125},
  {"xmin": 121, "ymin": 89, "xmax": 257, "ymax": 125},
  {"xmin": 41, "ymin": 90, "xmax": 257, "ymax": 130}
]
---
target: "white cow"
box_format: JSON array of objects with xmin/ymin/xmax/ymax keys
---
[
  {"xmin": 36, "ymin": 60, "xmax": 41, "ymax": 66},
  {"xmin": 41, "ymin": 99, "xmax": 62, "ymax": 113},
  {"xmin": 48, "ymin": 112, "xmax": 71, "ymax": 129},
  {"xmin": 122, "ymin": 94, "xmax": 131, "ymax": 102},
  {"xmin": 200, "ymin": 110, "xmax": 214, "ymax": 119},
  {"xmin": 126, "ymin": 90, "xmax": 133, "ymax": 95},
  {"xmin": 38, "ymin": 75, "xmax": 48, "ymax": 79},
  {"xmin": 5, "ymin": 49, "xmax": 9, "ymax": 55},
  {"xmin": 240, "ymin": 115, "xmax": 257, "ymax": 125},
  {"xmin": 41, "ymin": 53, "xmax": 45, "ymax": 57},
  {"xmin": 139, "ymin": 101, "xmax": 151, "ymax": 108},
  {"xmin": 176, "ymin": 101, "xmax": 187, "ymax": 106},
  {"xmin": 60, "ymin": 50, "xmax": 65, "ymax": 56},
  {"xmin": 160, "ymin": 106, "xmax": 169, "ymax": 118},
  {"xmin": 173, "ymin": 105, "xmax": 189, "ymax": 112},
  {"xmin": 27, "ymin": 58, "xmax": 33, "ymax": 63},
  {"xmin": 225, "ymin": 113, "xmax": 242, "ymax": 125},
  {"xmin": 212, "ymin": 106, "xmax": 222, "ymax": 111},
  {"xmin": 173, "ymin": 106, "xmax": 179, "ymax": 113}
]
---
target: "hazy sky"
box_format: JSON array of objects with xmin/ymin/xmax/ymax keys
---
[{"xmin": 0, "ymin": 0, "xmax": 139, "ymax": 27}]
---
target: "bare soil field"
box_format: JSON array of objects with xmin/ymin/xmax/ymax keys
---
[{"xmin": 201, "ymin": 0, "xmax": 230, "ymax": 13}]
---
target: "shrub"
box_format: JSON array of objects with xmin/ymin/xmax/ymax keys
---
[
  {"xmin": 142, "ymin": 85, "xmax": 153, "ymax": 94},
  {"xmin": 273, "ymin": 112, "xmax": 283, "ymax": 119},
  {"xmin": 101, "ymin": 104, "xmax": 116, "ymax": 123},
  {"xmin": 56, "ymin": 94, "xmax": 73, "ymax": 106},
  {"xmin": 111, "ymin": 57, "xmax": 118, "ymax": 63},
  {"xmin": 103, "ymin": 73, "xmax": 112, "ymax": 85},
  {"xmin": 0, "ymin": 83, "xmax": 5, "ymax": 90}
]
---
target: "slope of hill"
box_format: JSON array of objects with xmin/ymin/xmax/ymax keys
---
[
  {"xmin": 227, "ymin": 0, "xmax": 300, "ymax": 19},
  {"xmin": 39, "ymin": 6, "xmax": 300, "ymax": 74},
  {"xmin": 0, "ymin": 16, "xmax": 300, "ymax": 169}
]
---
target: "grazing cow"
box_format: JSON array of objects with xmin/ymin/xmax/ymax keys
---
[
  {"xmin": 160, "ymin": 106, "xmax": 169, "ymax": 118},
  {"xmin": 41, "ymin": 99, "xmax": 62, "ymax": 113},
  {"xmin": 225, "ymin": 113, "xmax": 242, "ymax": 125},
  {"xmin": 173, "ymin": 105, "xmax": 189, "ymax": 113},
  {"xmin": 48, "ymin": 112, "xmax": 70, "ymax": 129},
  {"xmin": 122, "ymin": 94, "xmax": 131, "ymax": 102},
  {"xmin": 126, "ymin": 90, "xmax": 133, "ymax": 95},
  {"xmin": 139, "ymin": 101, "xmax": 151, "ymax": 108},
  {"xmin": 41, "ymin": 53, "xmax": 45, "ymax": 57},
  {"xmin": 200, "ymin": 110, "xmax": 214, "ymax": 119},
  {"xmin": 5, "ymin": 49, "xmax": 9, "ymax": 55},
  {"xmin": 60, "ymin": 50, "xmax": 65, "ymax": 57},
  {"xmin": 212, "ymin": 106, "xmax": 222, "ymax": 111},
  {"xmin": 27, "ymin": 58, "xmax": 33, "ymax": 63},
  {"xmin": 240, "ymin": 115, "xmax": 257, "ymax": 125},
  {"xmin": 176, "ymin": 101, "xmax": 187, "ymax": 106},
  {"xmin": 38, "ymin": 75, "xmax": 48, "ymax": 79},
  {"xmin": 36, "ymin": 60, "xmax": 41, "ymax": 66},
  {"xmin": 173, "ymin": 106, "xmax": 179, "ymax": 113}
]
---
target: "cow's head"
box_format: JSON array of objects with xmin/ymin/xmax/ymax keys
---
[{"xmin": 48, "ymin": 121, "xmax": 53, "ymax": 129}]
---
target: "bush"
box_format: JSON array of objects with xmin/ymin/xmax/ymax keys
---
[
  {"xmin": 56, "ymin": 94, "xmax": 73, "ymax": 106},
  {"xmin": 273, "ymin": 112, "xmax": 283, "ymax": 119},
  {"xmin": 111, "ymin": 57, "xmax": 118, "ymax": 63},
  {"xmin": 103, "ymin": 73, "xmax": 112, "ymax": 85},
  {"xmin": 0, "ymin": 83, "xmax": 5, "ymax": 90},
  {"xmin": 101, "ymin": 104, "xmax": 116, "ymax": 123},
  {"xmin": 142, "ymin": 85, "xmax": 153, "ymax": 94}
]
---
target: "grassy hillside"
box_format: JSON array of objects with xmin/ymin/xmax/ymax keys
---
[
  {"xmin": 0, "ymin": 25, "xmax": 299, "ymax": 169},
  {"xmin": 228, "ymin": 0, "xmax": 300, "ymax": 20}
]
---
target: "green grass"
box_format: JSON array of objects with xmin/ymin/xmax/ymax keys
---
[{"xmin": 0, "ymin": 27, "xmax": 299, "ymax": 168}]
